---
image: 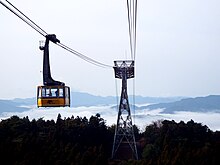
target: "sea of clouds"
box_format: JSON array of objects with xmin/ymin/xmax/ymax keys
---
[{"xmin": 1, "ymin": 105, "xmax": 220, "ymax": 131}]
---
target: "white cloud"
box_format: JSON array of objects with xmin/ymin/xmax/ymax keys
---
[{"xmin": 1, "ymin": 105, "xmax": 220, "ymax": 131}]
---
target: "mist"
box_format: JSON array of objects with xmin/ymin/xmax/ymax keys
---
[{"xmin": 1, "ymin": 105, "xmax": 220, "ymax": 131}]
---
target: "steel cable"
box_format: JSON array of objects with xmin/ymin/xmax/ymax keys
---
[
  {"xmin": 5, "ymin": 0, "xmax": 48, "ymax": 36},
  {"xmin": 0, "ymin": 0, "xmax": 112, "ymax": 69},
  {"xmin": 126, "ymin": 0, "xmax": 138, "ymax": 61},
  {"xmin": 0, "ymin": 0, "xmax": 46, "ymax": 37}
]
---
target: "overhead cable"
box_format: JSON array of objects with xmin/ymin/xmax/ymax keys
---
[
  {"xmin": 126, "ymin": 0, "xmax": 138, "ymax": 125},
  {"xmin": 57, "ymin": 42, "xmax": 112, "ymax": 68},
  {"xmin": 127, "ymin": 0, "xmax": 133, "ymax": 60},
  {"xmin": 126, "ymin": 0, "xmax": 138, "ymax": 61},
  {"xmin": 0, "ymin": 0, "xmax": 46, "ymax": 37},
  {"xmin": 5, "ymin": 0, "xmax": 48, "ymax": 36},
  {"xmin": 0, "ymin": 0, "xmax": 112, "ymax": 68}
]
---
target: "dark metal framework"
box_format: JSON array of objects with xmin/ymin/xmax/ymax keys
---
[
  {"xmin": 39, "ymin": 34, "xmax": 64, "ymax": 86},
  {"xmin": 112, "ymin": 60, "xmax": 138, "ymax": 160}
]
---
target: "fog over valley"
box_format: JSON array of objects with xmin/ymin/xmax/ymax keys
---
[
  {"xmin": 1, "ymin": 94, "xmax": 220, "ymax": 131},
  {"xmin": 1, "ymin": 106, "xmax": 220, "ymax": 131}
]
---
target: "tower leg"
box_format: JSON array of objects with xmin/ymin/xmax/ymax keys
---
[{"xmin": 112, "ymin": 84, "xmax": 138, "ymax": 160}]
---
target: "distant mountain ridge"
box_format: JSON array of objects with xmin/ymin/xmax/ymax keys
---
[
  {"xmin": 141, "ymin": 95, "xmax": 220, "ymax": 113},
  {"xmin": 70, "ymin": 92, "xmax": 185, "ymax": 107},
  {"xmin": 7, "ymin": 92, "xmax": 185, "ymax": 108},
  {"xmin": 0, "ymin": 100, "xmax": 29, "ymax": 113},
  {"xmin": 2, "ymin": 92, "xmax": 220, "ymax": 114}
]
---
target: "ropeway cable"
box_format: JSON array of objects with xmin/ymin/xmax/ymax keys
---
[
  {"xmin": 126, "ymin": 0, "xmax": 138, "ymax": 126},
  {"xmin": 0, "ymin": 0, "xmax": 112, "ymax": 69},
  {"xmin": 57, "ymin": 42, "xmax": 112, "ymax": 68},
  {"xmin": 134, "ymin": 0, "xmax": 137, "ymax": 61},
  {"xmin": 126, "ymin": 0, "xmax": 138, "ymax": 61},
  {"xmin": 127, "ymin": 0, "xmax": 133, "ymax": 60},
  {"xmin": 0, "ymin": 0, "xmax": 46, "ymax": 37},
  {"xmin": 5, "ymin": 0, "xmax": 48, "ymax": 36}
]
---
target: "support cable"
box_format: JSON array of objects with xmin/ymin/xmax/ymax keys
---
[
  {"xmin": 0, "ymin": 0, "xmax": 112, "ymax": 69},
  {"xmin": 5, "ymin": 0, "xmax": 48, "ymax": 36},
  {"xmin": 115, "ymin": 79, "xmax": 119, "ymax": 111},
  {"xmin": 132, "ymin": 78, "xmax": 136, "ymax": 125},
  {"xmin": 126, "ymin": 0, "xmax": 138, "ymax": 61},
  {"xmin": 126, "ymin": 0, "xmax": 138, "ymax": 129},
  {"xmin": 134, "ymin": 0, "xmax": 137, "ymax": 60},
  {"xmin": 127, "ymin": 0, "xmax": 133, "ymax": 60},
  {"xmin": 133, "ymin": 0, "xmax": 137, "ymax": 125},
  {"xmin": 125, "ymin": 1, "xmax": 139, "ymax": 107},
  {"xmin": 57, "ymin": 42, "xmax": 112, "ymax": 68},
  {"xmin": 132, "ymin": 0, "xmax": 135, "ymax": 60},
  {"xmin": 0, "ymin": 0, "xmax": 46, "ymax": 37}
]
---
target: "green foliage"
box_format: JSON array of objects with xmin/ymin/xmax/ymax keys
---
[
  {"xmin": 0, "ymin": 115, "xmax": 220, "ymax": 165},
  {"xmin": 0, "ymin": 114, "xmax": 112, "ymax": 165},
  {"xmin": 140, "ymin": 120, "xmax": 220, "ymax": 165}
]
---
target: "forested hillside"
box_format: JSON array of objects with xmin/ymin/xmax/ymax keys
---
[
  {"xmin": 143, "ymin": 95, "xmax": 220, "ymax": 113},
  {"xmin": 0, "ymin": 114, "xmax": 219, "ymax": 165}
]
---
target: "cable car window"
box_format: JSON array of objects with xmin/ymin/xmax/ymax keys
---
[
  {"xmin": 46, "ymin": 88, "xmax": 51, "ymax": 97},
  {"xmin": 59, "ymin": 88, "xmax": 64, "ymax": 97},
  {"xmin": 42, "ymin": 88, "xmax": 46, "ymax": 97},
  {"xmin": 51, "ymin": 88, "xmax": 59, "ymax": 97}
]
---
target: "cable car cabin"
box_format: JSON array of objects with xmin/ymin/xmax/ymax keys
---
[
  {"xmin": 37, "ymin": 86, "xmax": 70, "ymax": 107},
  {"xmin": 37, "ymin": 34, "xmax": 70, "ymax": 107}
]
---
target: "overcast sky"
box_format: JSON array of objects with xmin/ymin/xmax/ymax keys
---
[{"xmin": 1, "ymin": 0, "xmax": 220, "ymax": 99}]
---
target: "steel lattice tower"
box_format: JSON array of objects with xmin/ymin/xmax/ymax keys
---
[{"xmin": 112, "ymin": 60, "xmax": 138, "ymax": 160}]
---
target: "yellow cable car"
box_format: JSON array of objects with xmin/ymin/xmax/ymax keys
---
[
  {"xmin": 37, "ymin": 34, "xmax": 70, "ymax": 107},
  {"xmin": 37, "ymin": 86, "xmax": 70, "ymax": 107}
]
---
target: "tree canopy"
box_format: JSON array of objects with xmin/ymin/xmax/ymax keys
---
[{"xmin": 0, "ymin": 114, "xmax": 219, "ymax": 165}]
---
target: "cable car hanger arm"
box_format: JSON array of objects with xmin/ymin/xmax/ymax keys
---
[{"xmin": 40, "ymin": 34, "xmax": 65, "ymax": 86}]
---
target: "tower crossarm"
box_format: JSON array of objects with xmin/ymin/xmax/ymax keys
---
[{"xmin": 113, "ymin": 60, "xmax": 134, "ymax": 79}]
